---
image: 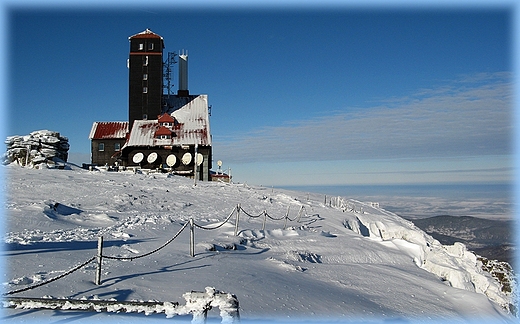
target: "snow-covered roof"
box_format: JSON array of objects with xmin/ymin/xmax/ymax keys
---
[
  {"xmin": 89, "ymin": 122, "xmax": 129, "ymax": 140},
  {"xmin": 128, "ymin": 28, "xmax": 163, "ymax": 40},
  {"xmin": 125, "ymin": 94, "xmax": 211, "ymax": 147}
]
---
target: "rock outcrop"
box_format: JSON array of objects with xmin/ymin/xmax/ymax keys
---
[{"xmin": 3, "ymin": 130, "xmax": 69, "ymax": 168}]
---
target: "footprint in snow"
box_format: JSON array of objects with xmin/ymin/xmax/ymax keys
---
[{"xmin": 122, "ymin": 244, "xmax": 139, "ymax": 254}]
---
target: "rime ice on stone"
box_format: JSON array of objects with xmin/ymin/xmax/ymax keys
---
[{"xmin": 3, "ymin": 130, "xmax": 69, "ymax": 168}]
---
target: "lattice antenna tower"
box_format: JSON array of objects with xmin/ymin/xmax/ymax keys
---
[{"xmin": 163, "ymin": 51, "xmax": 177, "ymax": 97}]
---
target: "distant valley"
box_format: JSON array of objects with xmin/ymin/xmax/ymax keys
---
[{"xmin": 406, "ymin": 215, "xmax": 514, "ymax": 264}]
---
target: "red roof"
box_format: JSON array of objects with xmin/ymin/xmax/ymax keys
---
[
  {"xmin": 129, "ymin": 29, "xmax": 163, "ymax": 40},
  {"xmin": 154, "ymin": 125, "xmax": 173, "ymax": 137},
  {"xmin": 158, "ymin": 113, "xmax": 175, "ymax": 123},
  {"xmin": 89, "ymin": 122, "xmax": 128, "ymax": 140}
]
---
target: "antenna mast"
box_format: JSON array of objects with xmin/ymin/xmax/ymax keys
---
[{"xmin": 163, "ymin": 51, "xmax": 177, "ymax": 97}]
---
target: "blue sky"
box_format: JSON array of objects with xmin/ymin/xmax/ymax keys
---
[{"xmin": 2, "ymin": 1, "xmax": 515, "ymax": 186}]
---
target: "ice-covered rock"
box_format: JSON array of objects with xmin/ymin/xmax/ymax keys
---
[{"xmin": 3, "ymin": 130, "xmax": 69, "ymax": 167}]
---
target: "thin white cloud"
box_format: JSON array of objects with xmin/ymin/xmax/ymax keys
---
[{"xmin": 214, "ymin": 72, "xmax": 512, "ymax": 163}]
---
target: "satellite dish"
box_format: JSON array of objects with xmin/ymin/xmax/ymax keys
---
[
  {"xmin": 196, "ymin": 153, "xmax": 204, "ymax": 166},
  {"xmin": 166, "ymin": 154, "xmax": 177, "ymax": 167},
  {"xmin": 217, "ymin": 160, "xmax": 222, "ymax": 167},
  {"xmin": 181, "ymin": 152, "xmax": 192, "ymax": 165},
  {"xmin": 147, "ymin": 152, "xmax": 158, "ymax": 164},
  {"xmin": 132, "ymin": 152, "xmax": 144, "ymax": 164}
]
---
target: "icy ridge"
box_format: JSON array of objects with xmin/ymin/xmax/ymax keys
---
[{"xmin": 341, "ymin": 198, "xmax": 515, "ymax": 313}]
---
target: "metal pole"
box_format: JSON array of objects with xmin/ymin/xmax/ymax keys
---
[
  {"xmin": 193, "ymin": 144, "xmax": 198, "ymax": 186},
  {"xmin": 283, "ymin": 206, "xmax": 290, "ymax": 230},
  {"xmin": 297, "ymin": 205, "xmax": 304, "ymax": 223},
  {"xmin": 262, "ymin": 210, "xmax": 267, "ymax": 231},
  {"xmin": 95, "ymin": 236, "xmax": 103, "ymax": 285},
  {"xmin": 190, "ymin": 218, "xmax": 195, "ymax": 257},
  {"xmin": 234, "ymin": 204, "xmax": 240, "ymax": 236}
]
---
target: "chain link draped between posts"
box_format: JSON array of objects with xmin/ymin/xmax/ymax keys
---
[
  {"xmin": 4, "ymin": 203, "xmax": 310, "ymax": 294},
  {"xmin": 4, "ymin": 256, "xmax": 96, "ymax": 296},
  {"xmin": 102, "ymin": 221, "xmax": 190, "ymax": 261}
]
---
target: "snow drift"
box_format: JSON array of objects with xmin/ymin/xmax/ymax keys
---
[{"xmin": 2, "ymin": 164, "xmax": 516, "ymax": 322}]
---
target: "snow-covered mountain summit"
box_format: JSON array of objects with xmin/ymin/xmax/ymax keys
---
[{"xmin": 2, "ymin": 164, "xmax": 516, "ymax": 322}]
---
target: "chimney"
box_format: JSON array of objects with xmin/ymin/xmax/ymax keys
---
[{"xmin": 178, "ymin": 50, "xmax": 189, "ymax": 97}]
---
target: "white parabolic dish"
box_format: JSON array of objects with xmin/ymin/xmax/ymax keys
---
[
  {"xmin": 132, "ymin": 152, "xmax": 144, "ymax": 164},
  {"xmin": 147, "ymin": 152, "xmax": 158, "ymax": 164},
  {"xmin": 182, "ymin": 152, "xmax": 192, "ymax": 165},
  {"xmin": 166, "ymin": 154, "xmax": 177, "ymax": 167},
  {"xmin": 196, "ymin": 153, "xmax": 203, "ymax": 166}
]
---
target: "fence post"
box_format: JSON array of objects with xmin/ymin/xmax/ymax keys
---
[
  {"xmin": 190, "ymin": 218, "xmax": 195, "ymax": 257},
  {"xmin": 262, "ymin": 210, "xmax": 267, "ymax": 231},
  {"xmin": 234, "ymin": 204, "xmax": 240, "ymax": 236},
  {"xmin": 297, "ymin": 205, "xmax": 304, "ymax": 222},
  {"xmin": 95, "ymin": 236, "xmax": 103, "ymax": 285},
  {"xmin": 283, "ymin": 206, "xmax": 290, "ymax": 230}
]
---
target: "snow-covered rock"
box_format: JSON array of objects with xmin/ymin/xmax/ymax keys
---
[{"xmin": 3, "ymin": 130, "xmax": 69, "ymax": 168}]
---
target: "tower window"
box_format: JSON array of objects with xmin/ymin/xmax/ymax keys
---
[
  {"xmin": 143, "ymin": 56, "xmax": 148, "ymax": 66},
  {"xmin": 98, "ymin": 143, "xmax": 105, "ymax": 151},
  {"xmin": 143, "ymin": 73, "xmax": 148, "ymax": 80},
  {"xmin": 148, "ymin": 43, "xmax": 154, "ymax": 50},
  {"xmin": 143, "ymin": 114, "xmax": 148, "ymax": 120},
  {"xmin": 139, "ymin": 43, "xmax": 144, "ymax": 50},
  {"xmin": 143, "ymin": 86, "xmax": 148, "ymax": 93}
]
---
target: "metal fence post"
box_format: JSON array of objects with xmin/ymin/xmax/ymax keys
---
[
  {"xmin": 190, "ymin": 218, "xmax": 195, "ymax": 257},
  {"xmin": 95, "ymin": 236, "xmax": 103, "ymax": 285},
  {"xmin": 234, "ymin": 204, "xmax": 240, "ymax": 236},
  {"xmin": 262, "ymin": 210, "xmax": 267, "ymax": 231},
  {"xmin": 297, "ymin": 205, "xmax": 304, "ymax": 223},
  {"xmin": 283, "ymin": 206, "xmax": 290, "ymax": 230}
]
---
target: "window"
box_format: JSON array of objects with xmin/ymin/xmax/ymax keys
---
[
  {"xmin": 148, "ymin": 43, "xmax": 154, "ymax": 50},
  {"xmin": 139, "ymin": 43, "xmax": 144, "ymax": 50},
  {"xmin": 143, "ymin": 114, "xmax": 148, "ymax": 120},
  {"xmin": 98, "ymin": 143, "xmax": 105, "ymax": 151},
  {"xmin": 114, "ymin": 143, "xmax": 121, "ymax": 151},
  {"xmin": 143, "ymin": 86, "xmax": 148, "ymax": 93},
  {"xmin": 143, "ymin": 73, "xmax": 148, "ymax": 80},
  {"xmin": 143, "ymin": 56, "xmax": 148, "ymax": 66}
]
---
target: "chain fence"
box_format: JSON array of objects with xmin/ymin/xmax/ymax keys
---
[{"xmin": 4, "ymin": 203, "xmax": 311, "ymax": 296}]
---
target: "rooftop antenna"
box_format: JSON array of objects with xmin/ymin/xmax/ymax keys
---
[{"xmin": 163, "ymin": 51, "xmax": 177, "ymax": 97}]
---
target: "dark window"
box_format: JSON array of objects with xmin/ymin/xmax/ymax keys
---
[
  {"xmin": 115, "ymin": 143, "xmax": 121, "ymax": 151},
  {"xmin": 98, "ymin": 143, "xmax": 105, "ymax": 151}
]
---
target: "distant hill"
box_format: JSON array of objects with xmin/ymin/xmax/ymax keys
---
[{"xmin": 406, "ymin": 215, "xmax": 514, "ymax": 263}]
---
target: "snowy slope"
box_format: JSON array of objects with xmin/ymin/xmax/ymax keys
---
[{"xmin": 1, "ymin": 164, "xmax": 516, "ymax": 323}]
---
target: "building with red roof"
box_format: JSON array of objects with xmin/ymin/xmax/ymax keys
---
[{"xmin": 89, "ymin": 29, "xmax": 213, "ymax": 181}]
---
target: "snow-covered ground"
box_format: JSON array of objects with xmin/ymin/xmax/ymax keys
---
[{"xmin": 1, "ymin": 164, "xmax": 516, "ymax": 323}]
